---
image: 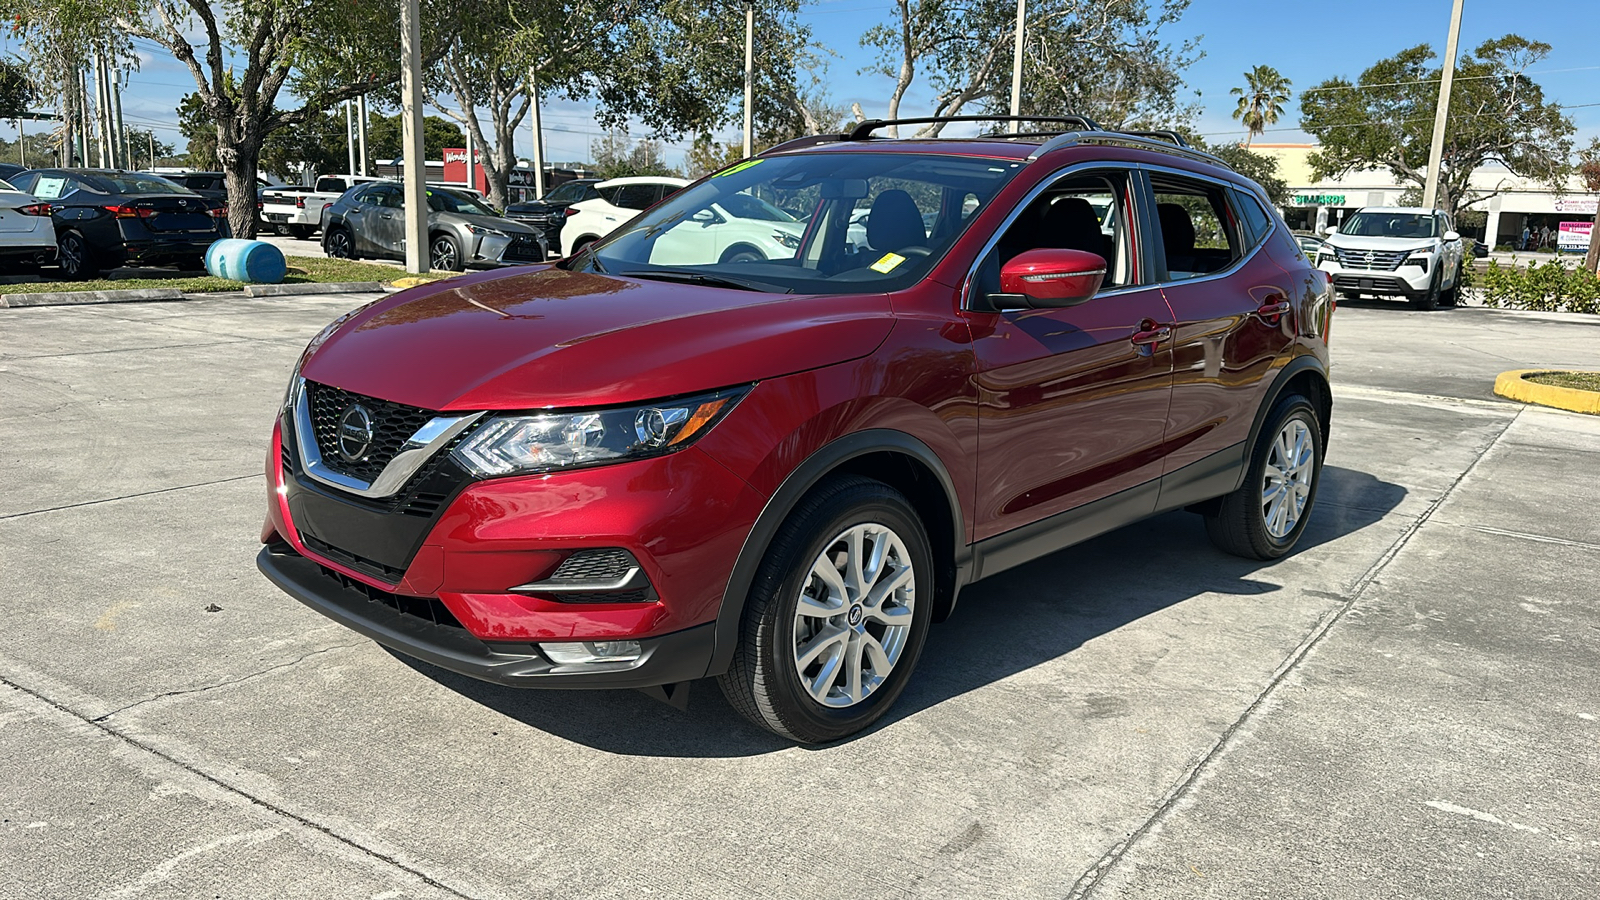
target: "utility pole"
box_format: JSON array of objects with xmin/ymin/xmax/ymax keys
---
[
  {"xmin": 148, "ymin": 132, "xmax": 155, "ymax": 168},
  {"xmin": 357, "ymin": 94, "xmax": 369, "ymax": 175},
  {"xmin": 399, "ymin": 0, "xmax": 429, "ymax": 273},
  {"xmin": 78, "ymin": 68, "xmax": 91, "ymax": 167},
  {"xmin": 93, "ymin": 53, "xmax": 108, "ymax": 167},
  {"xmin": 345, "ymin": 100, "xmax": 358, "ymax": 176},
  {"xmin": 742, "ymin": 0, "xmax": 755, "ymax": 157},
  {"xmin": 17, "ymin": 117, "xmax": 24, "ymax": 168},
  {"xmin": 1008, "ymin": 0, "xmax": 1025, "ymax": 132},
  {"xmin": 527, "ymin": 69, "xmax": 546, "ymax": 200},
  {"xmin": 1422, "ymin": 0, "xmax": 1465, "ymax": 211},
  {"xmin": 112, "ymin": 66, "xmax": 127, "ymax": 169}
]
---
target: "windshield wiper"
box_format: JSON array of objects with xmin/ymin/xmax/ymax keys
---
[{"xmin": 618, "ymin": 269, "xmax": 790, "ymax": 293}]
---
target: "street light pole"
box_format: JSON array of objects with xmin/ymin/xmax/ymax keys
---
[
  {"xmin": 357, "ymin": 94, "xmax": 369, "ymax": 176},
  {"xmin": 1422, "ymin": 0, "xmax": 1465, "ymax": 211},
  {"xmin": 743, "ymin": 0, "xmax": 755, "ymax": 158},
  {"xmin": 399, "ymin": 0, "xmax": 429, "ymax": 273},
  {"xmin": 527, "ymin": 69, "xmax": 546, "ymax": 200},
  {"xmin": 1008, "ymin": 0, "xmax": 1025, "ymax": 133}
]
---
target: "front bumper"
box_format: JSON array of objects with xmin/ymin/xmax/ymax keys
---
[
  {"xmin": 258, "ymin": 543, "xmax": 716, "ymax": 688},
  {"xmin": 467, "ymin": 231, "xmax": 548, "ymax": 268},
  {"xmin": 1319, "ymin": 262, "xmax": 1431, "ymax": 297}
]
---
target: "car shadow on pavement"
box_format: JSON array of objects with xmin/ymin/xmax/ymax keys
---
[{"xmin": 392, "ymin": 465, "xmax": 1404, "ymax": 756}]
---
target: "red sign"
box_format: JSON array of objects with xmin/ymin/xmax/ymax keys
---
[{"xmin": 441, "ymin": 148, "xmax": 485, "ymax": 193}]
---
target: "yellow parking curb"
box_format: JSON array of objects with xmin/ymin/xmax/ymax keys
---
[
  {"xmin": 387, "ymin": 276, "xmax": 434, "ymax": 290},
  {"xmin": 1493, "ymin": 369, "xmax": 1600, "ymax": 415}
]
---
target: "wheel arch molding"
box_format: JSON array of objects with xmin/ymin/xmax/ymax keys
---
[
  {"xmin": 705, "ymin": 428, "xmax": 970, "ymax": 679},
  {"xmin": 1244, "ymin": 354, "xmax": 1331, "ymax": 486}
]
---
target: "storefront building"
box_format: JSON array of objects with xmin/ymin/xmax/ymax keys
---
[{"xmin": 1252, "ymin": 143, "xmax": 1597, "ymax": 251}]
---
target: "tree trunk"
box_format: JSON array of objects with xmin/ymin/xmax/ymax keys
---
[
  {"xmin": 217, "ymin": 117, "xmax": 263, "ymax": 240},
  {"xmin": 1585, "ymin": 209, "xmax": 1599, "ymax": 275}
]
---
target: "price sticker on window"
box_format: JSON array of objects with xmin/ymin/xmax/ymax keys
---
[{"xmin": 870, "ymin": 252, "xmax": 906, "ymax": 273}]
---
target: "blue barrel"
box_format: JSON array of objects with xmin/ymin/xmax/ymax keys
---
[{"xmin": 205, "ymin": 239, "xmax": 287, "ymax": 284}]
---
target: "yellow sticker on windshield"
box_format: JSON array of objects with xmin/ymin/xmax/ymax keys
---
[
  {"xmin": 870, "ymin": 252, "xmax": 907, "ymax": 274},
  {"xmin": 714, "ymin": 159, "xmax": 764, "ymax": 178}
]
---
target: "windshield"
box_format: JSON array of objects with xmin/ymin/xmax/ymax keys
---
[
  {"xmin": 564, "ymin": 152, "xmax": 1023, "ymax": 294},
  {"xmin": 1341, "ymin": 211, "xmax": 1438, "ymax": 239},
  {"xmin": 92, "ymin": 172, "xmax": 190, "ymax": 195},
  {"xmin": 427, "ymin": 188, "xmax": 496, "ymax": 216}
]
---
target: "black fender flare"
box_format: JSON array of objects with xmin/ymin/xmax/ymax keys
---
[
  {"xmin": 1238, "ymin": 353, "xmax": 1331, "ymax": 491},
  {"xmin": 703, "ymin": 429, "xmax": 968, "ymax": 678}
]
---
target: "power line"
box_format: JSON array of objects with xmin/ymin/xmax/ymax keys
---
[{"xmin": 1200, "ymin": 100, "xmax": 1600, "ymax": 138}]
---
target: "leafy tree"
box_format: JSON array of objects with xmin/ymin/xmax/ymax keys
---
[
  {"xmin": 0, "ymin": 131, "xmax": 60, "ymax": 167},
  {"xmin": 1300, "ymin": 35, "xmax": 1574, "ymax": 220},
  {"xmin": 589, "ymin": 130, "xmax": 677, "ymax": 179},
  {"xmin": 365, "ymin": 112, "xmax": 466, "ymax": 163},
  {"xmin": 683, "ymin": 138, "xmax": 746, "ymax": 178},
  {"xmin": 124, "ymin": 128, "xmax": 175, "ymax": 170},
  {"xmin": 1204, "ymin": 141, "xmax": 1288, "ymax": 206},
  {"xmin": 0, "ymin": 58, "xmax": 34, "ymax": 119},
  {"xmin": 1230, "ymin": 65, "xmax": 1291, "ymax": 148},
  {"xmin": 862, "ymin": 0, "xmax": 1198, "ymax": 136}
]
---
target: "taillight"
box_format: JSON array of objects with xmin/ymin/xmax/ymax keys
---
[
  {"xmin": 208, "ymin": 206, "xmax": 229, "ymax": 219},
  {"xmin": 563, "ymin": 207, "xmax": 580, "ymax": 218},
  {"xmin": 103, "ymin": 205, "xmax": 156, "ymax": 219},
  {"xmin": 19, "ymin": 203, "xmax": 50, "ymax": 216},
  {"xmin": 295, "ymin": 196, "xmax": 305, "ymax": 208}
]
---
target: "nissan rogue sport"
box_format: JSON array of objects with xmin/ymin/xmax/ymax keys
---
[{"xmin": 258, "ymin": 116, "xmax": 1335, "ymax": 743}]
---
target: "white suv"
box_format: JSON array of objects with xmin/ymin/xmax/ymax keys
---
[
  {"xmin": 560, "ymin": 177, "xmax": 688, "ymax": 257},
  {"xmin": 1316, "ymin": 207, "xmax": 1466, "ymax": 310}
]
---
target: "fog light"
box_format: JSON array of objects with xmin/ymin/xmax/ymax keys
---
[{"xmin": 541, "ymin": 640, "xmax": 643, "ymax": 667}]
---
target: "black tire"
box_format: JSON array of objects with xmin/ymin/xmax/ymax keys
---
[
  {"xmin": 273, "ymin": 222, "xmax": 292, "ymax": 236},
  {"xmin": 717, "ymin": 475, "xmax": 935, "ymax": 744},
  {"xmin": 325, "ymin": 228, "xmax": 357, "ymax": 260},
  {"xmin": 1204, "ymin": 393, "xmax": 1324, "ymax": 560},
  {"xmin": 1410, "ymin": 268, "xmax": 1441, "ymax": 310},
  {"xmin": 288, "ymin": 224, "xmax": 316, "ymax": 240},
  {"xmin": 430, "ymin": 234, "xmax": 465, "ymax": 271},
  {"xmin": 1439, "ymin": 263, "xmax": 1463, "ymax": 308},
  {"xmin": 720, "ymin": 244, "xmax": 764, "ymax": 264},
  {"xmin": 55, "ymin": 232, "xmax": 97, "ymax": 281}
]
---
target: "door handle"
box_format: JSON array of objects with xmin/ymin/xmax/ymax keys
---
[
  {"xmin": 1255, "ymin": 299, "xmax": 1292, "ymax": 323},
  {"xmin": 1130, "ymin": 324, "xmax": 1171, "ymax": 347}
]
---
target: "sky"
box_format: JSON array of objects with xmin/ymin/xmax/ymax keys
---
[{"xmin": 3, "ymin": 0, "xmax": 1597, "ymax": 171}]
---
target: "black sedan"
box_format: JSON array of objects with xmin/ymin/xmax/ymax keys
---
[
  {"xmin": 503, "ymin": 178, "xmax": 599, "ymax": 258},
  {"xmin": 8, "ymin": 168, "xmax": 229, "ymax": 279}
]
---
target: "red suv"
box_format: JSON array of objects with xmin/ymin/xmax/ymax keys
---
[{"xmin": 258, "ymin": 116, "xmax": 1334, "ymax": 743}]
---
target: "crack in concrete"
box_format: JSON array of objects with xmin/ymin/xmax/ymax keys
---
[
  {"xmin": 1064, "ymin": 407, "xmax": 1524, "ymax": 900},
  {"xmin": 92, "ymin": 641, "xmax": 367, "ymax": 723},
  {"xmin": 1442, "ymin": 521, "xmax": 1600, "ymax": 553},
  {"xmin": 0, "ymin": 666, "xmax": 486, "ymax": 900},
  {"xmin": 0, "ymin": 474, "xmax": 261, "ymax": 521}
]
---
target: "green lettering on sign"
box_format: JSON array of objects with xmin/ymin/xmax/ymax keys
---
[{"xmin": 1292, "ymin": 194, "xmax": 1346, "ymax": 206}]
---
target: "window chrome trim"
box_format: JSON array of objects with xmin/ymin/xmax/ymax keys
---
[
  {"xmin": 508, "ymin": 567, "xmax": 651, "ymax": 594},
  {"xmin": 288, "ymin": 378, "xmax": 484, "ymax": 499}
]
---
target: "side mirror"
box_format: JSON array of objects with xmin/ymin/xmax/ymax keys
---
[
  {"xmin": 1323, "ymin": 226, "xmax": 1338, "ymax": 235},
  {"xmin": 691, "ymin": 209, "xmax": 717, "ymax": 226},
  {"xmin": 990, "ymin": 248, "xmax": 1106, "ymax": 310},
  {"xmin": 1443, "ymin": 230, "xmax": 1460, "ymax": 242}
]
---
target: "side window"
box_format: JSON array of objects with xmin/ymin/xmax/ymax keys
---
[
  {"xmin": 1233, "ymin": 189, "xmax": 1274, "ymax": 245},
  {"xmin": 658, "ymin": 184, "xmax": 684, "ymax": 203},
  {"xmin": 595, "ymin": 185, "xmax": 621, "ymax": 206},
  {"xmin": 1150, "ymin": 175, "xmax": 1245, "ymax": 280},
  {"xmin": 375, "ymin": 187, "xmax": 404, "ymax": 209},
  {"xmin": 974, "ymin": 169, "xmax": 1138, "ymax": 300},
  {"xmin": 317, "ymin": 177, "xmax": 348, "ymax": 193},
  {"xmin": 611, "ymin": 184, "xmax": 658, "ymax": 210},
  {"xmin": 31, "ymin": 175, "xmax": 76, "ymax": 200},
  {"xmin": 10, "ymin": 172, "xmax": 40, "ymax": 193}
]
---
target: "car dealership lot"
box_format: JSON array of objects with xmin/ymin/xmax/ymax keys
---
[{"xmin": 1, "ymin": 297, "xmax": 1596, "ymax": 898}]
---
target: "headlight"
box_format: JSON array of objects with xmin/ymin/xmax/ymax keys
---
[
  {"xmin": 770, "ymin": 230, "xmax": 801, "ymax": 250},
  {"xmin": 1403, "ymin": 252, "xmax": 1430, "ymax": 271},
  {"xmin": 451, "ymin": 387, "xmax": 749, "ymax": 477},
  {"xmin": 468, "ymin": 224, "xmax": 507, "ymax": 237}
]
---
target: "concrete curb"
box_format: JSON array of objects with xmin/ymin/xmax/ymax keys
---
[
  {"xmin": 1493, "ymin": 369, "xmax": 1600, "ymax": 415},
  {"xmin": 0, "ymin": 288, "xmax": 186, "ymax": 308},
  {"xmin": 244, "ymin": 282, "xmax": 385, "ymax": 297}
]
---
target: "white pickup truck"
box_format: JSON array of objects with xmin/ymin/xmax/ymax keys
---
[{"xmin": 260, "ymin": 174, "xmax": 387, "ymax": 238}]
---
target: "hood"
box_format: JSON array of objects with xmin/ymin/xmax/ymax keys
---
[
  {"xmin": 300, "ymin": 266, "xmax": 895, "ymax": 411},
  {"xmin": 442, "ymin": 211, "xmax": 538, "ymax": 234},
  {"xmin": 1325, "ymin": 233, "xmax": 1437, "ymax": 253}
]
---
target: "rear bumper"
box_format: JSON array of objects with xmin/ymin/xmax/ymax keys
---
[
  {"xmin": 117, "ymin": 238, "xmax": 223, "ymax": 264},
  {"xmin": 0, "ymin": 244, "xmax": 56, "ymax": 265},
  {"xmin": 257, "ymin": 543, "xmax": 716, "ymax": 688}
]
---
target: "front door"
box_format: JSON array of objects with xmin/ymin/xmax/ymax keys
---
[{"xmin": 970, "ymin": 168, "xmax": 1175, "ymax": 543}]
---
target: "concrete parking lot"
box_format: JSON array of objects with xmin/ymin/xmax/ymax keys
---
[{"xmin": 1, "ymin": 294, "xmax": 1596, "ymax": 899}]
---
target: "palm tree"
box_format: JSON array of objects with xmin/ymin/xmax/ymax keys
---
[{"xmin": 1231, "ymin": 66, "xmax": 1293, "ymax": 148}]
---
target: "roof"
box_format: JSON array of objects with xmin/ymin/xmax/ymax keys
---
[{"xmin": 596, "ymin": 175, "xmax": 691, "ymax": 188}]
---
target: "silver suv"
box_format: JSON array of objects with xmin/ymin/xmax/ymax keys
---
[
  {"xmin": 1316, "ymin": 206, "xmax": 1466, "ymax": 310},
  {"xmin": 322, "ymin": 184, "xmax": 547, "ymax": 271}
]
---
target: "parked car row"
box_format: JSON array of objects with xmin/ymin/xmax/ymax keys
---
[{"xmin": 321, "ymin": 183, "xmax": 546, "ymax": 270}]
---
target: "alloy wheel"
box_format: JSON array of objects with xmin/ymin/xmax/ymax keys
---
[
  {"xmin": 791, "ymin": 523, "xmax": 916, "ymax": 708},
  {"xmin": 327, "ymin": 230, "xmax": 352, "ymax": 258},
  {"xmin": 431, "ymin": 237, "xmax": 459, "ymax": 271},
  {"xmin": 1261, "ymin": 419, "xmax": 1315, "ymax": 539},
  {"xmin": 59, "ymin": 235, "xmax": 85, "ymax": 276}
]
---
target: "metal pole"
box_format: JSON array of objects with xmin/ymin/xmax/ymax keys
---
[
  {"xmin": 1008, "ymin": 0, "xmax": 1025, "ymax": 132},
  {"xmin": 80, "ymin": 68, "xmax": 91, "ymax": 166},
  {"xmin": 112, "ymin": 67, "xmax": 127, "ymax": 169},
  {"xmin": 399, "ymin": 0, "xmax": 429, "ymax": 273},
  {"xmin": 742, "ymin": 0, "xmax": 754, "ymax": 157},
  {"xmin": 1422, "ymin": 0, "xmax": 1465, "ymax": 211},
  {"xmin": 94, "ymin": 53, "xmax": 108, "ymax": 167},
  {"xmin": 345, "ymin": 100, "xmax": 357, "ymax": 176},
  {"xmin": 528, "ymin": 69, "xmax": 546, "ymax": 199},
  {"xmin": 148, "ymin": 131, "xmax": 155, "ymax": 167},
  {"xmin": 17, "ymin": 117, "xmax": 24, "ymax": 168},
  {"xmin": 357, "ymin": 94, "xmax": 369, "ymax": 175},
  {"xmin": 465, "ymin": 115, "xmax": 475, "ymax": 191}
]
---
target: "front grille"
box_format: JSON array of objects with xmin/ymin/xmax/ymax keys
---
[
  {"xmin": 543, "ymin": 588, "xmax": 654, "ymax": 605},
  {"xmin": 306, "ymin": 381, "xmax": 437, "ymax": 483},
  {"xmin": 1333, "ymin": 247, "xmax": 1408, "ymax": 271},
  {"xmin": 551, "ymin": 548, "xmax": 637, "ymax": 581},
  {"xmin": 503, "ymin": 234, "xmax": 545, "ymax": 261},
  {"xmin": 315, "ymin": 564, "xmax": 465, "ymax": 630}
]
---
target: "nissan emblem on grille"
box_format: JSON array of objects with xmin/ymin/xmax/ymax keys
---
[{"xmin": 337, "ymin": 404, "xmax": 375, "ymax": 461}]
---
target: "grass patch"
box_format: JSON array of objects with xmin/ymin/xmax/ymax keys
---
[
  {"xmin": 1527, "ymin": 371, "xmax": 1600, "ymax": 392},
  {"xmin": 0, "ymin": 255, "xmax": 459, "ymax": 296}
]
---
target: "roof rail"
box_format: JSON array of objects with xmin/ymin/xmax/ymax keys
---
[
  {"xmin": 846, "ymin": 114, "xmax": 1102, "ymax": 140},
  {"xmin": 759, "ymin": 133, "xmax": 847, "ymax": 156},
  {"xmin": 1121, "ymin": 130, "xmax": 1190, "ymax": 148},
  {"xmin": 1028, "ymin": 132, "xmax": 1233, "ymax": 171}
]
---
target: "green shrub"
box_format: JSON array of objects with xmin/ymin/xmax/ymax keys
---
[{"xmin": 1468, "ymin": 259, "xmax": 1600, "ymax": 314}]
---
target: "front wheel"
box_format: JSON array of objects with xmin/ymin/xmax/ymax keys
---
[
  {"xmin": 1204, "ymin": 393, "xmax": 1323, "ymax": 560},
  {"xmin": 1410, "ymin": 268, "xmax": 1441, "ymax": 310},
  {"xmin": 430, "ymin": 234, "xmax": 464, "ymax": 271},
  {"xmin": 717, "ymin": 476, "xmax": 934, "ymax": 743}
]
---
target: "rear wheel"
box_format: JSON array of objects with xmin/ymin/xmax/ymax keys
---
[
  {"xmin": 325, "ymin": 228, "xmax": 357, "ymax": 260},
  {"xmin": 720, "ymin": 244, "xmax": 764, "ymax": 265},
  {"xmin": 55, "ymin": 232, "xmax": 97, "ymax": 281},
  {"xmin": 1439, "ymin": 263, "xmax": 1463, "ymax": 308},
  {"xmin": 1204, "ymin": 393, "xmax": 1323, "ymax": 560},
  {"xmin": 718, "ymin": 475, "xmax": 934, "ymax": 744}
]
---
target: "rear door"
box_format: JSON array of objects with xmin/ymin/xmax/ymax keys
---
[
  {"xmin": 1148, "ymin": 169, "xmax": 1297, "ymax": 499},
  {"xmin": 971, "ymin": 166, "xmax": 1175, "ymax": 544}
]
